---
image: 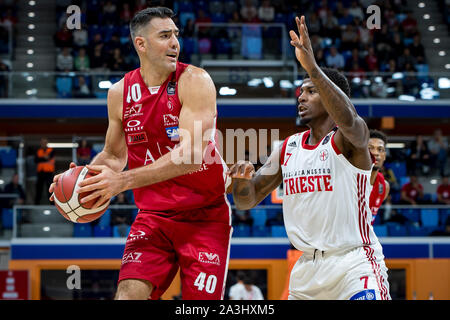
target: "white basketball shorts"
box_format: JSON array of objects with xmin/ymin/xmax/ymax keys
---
[{"xmin": 288, "ymin": 242, "xmax": 391, "ymax": 300}]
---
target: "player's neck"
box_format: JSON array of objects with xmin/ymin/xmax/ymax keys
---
[
  {"xmin": 139, "ymin": 63, "xmax": 172, "ymax": 87},
  {"xmin": 307, "ymin": 120, "xmax": 335, "ymax": 145}
]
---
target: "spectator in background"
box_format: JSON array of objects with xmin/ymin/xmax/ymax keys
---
[
  {"xmin": 340, "ymin": 25, "xmax": 359, "ymax": 51},
  {"xmin": 240, "ymin": 0, "xmax": 259, "ymax": 23},
  {"xmin": 428, "ymin": 129, "xmax": 448, "ymax": 176},
  {"xmin": 2, "ymin": 172, "xmax": 25, "ymax": 208},
  {"xmin": 56, "ymin": 47, "xmax": 73, "ymax": 72},
  {"xmin": 397, "ymin": 47, "xmax": 417, "ymax": 71},
  {"xmin": 54, "ymin": 25, "xmax": 73, "ymax": 48},
  {"xmin": 0, "ymin": 59, "xmax": 9, "ymax": 98},
  {"xmin": 258, "ymin": 0, "xmax": 275, "ymax": 22},
  {"xmin": 108, "ymin": 48, "xmax": 127, "ymax": 71},
  {"xmin": 402, "ymin": 63, "xmax": 420, "ymax": 96},
  {"xmin": 110, "ymin": 192, "xmax": 132, "ymax": 237},
  {"xmin": 195, "ymin": 9, "xmax": 212, "ymax": 38},
  {"xmin": 389, "ymin": 33, "xmax": 404, "ymax": 61},
  {"xmin": 74, "ymin": 47, "xmax": 90, "ymax": 72},
  {"xmin": 73, "ymin": 25, "xmax": 88, "ymax": 49},
  {"xmin": 314, "ymin": 48, "xmax": 326, "ymax": 67},
  {"xmin": 90, "ymin": 44, "xmax": 108, "ymax": 70},
  {"xmin": 406, "ymin": 135, "xmax": 431, "ymax": 175},
  {"xmin": 345, "ymin": 48, "xmax": 364, "ymax": 71},
  {"xmin": 325, "ymin": 46, "xmax": 345, "ymax": 70},
  {"xmin": 102, "ymin": 0, "xmax": 118, "ymax": 25},
  {"xmin": 436, "ymin": 176, "xmax": 450, "ymax": 205},
  {"xmin": 365, "ymin": 46, "xmax": 379, "ymax": 72},
  {"xmin": 120, "ymin": 3, "xmax": 133, "ymax": 24},
  {"xmin": 400, "ymin": 175, "xmax": 425, "ymax": 205},
  {"xmin": 401, "ymin": 11, "xmax": 418, "ymax": 37},
  {"xmin": 232, "ymin": 208, "xmax": 253, "ymax": 226},
  {"xmin": 34, "ymin": 138, "xmax": 55, "ymax": 204},
  {"xmin": 337, "ymin": 7, "xmax": 354, "ymax": 26},
  {"xmin": 228, "ymin": 271, "xmax": 245, "ymax": 300},
  {"xmin": 348, "ymin": 1, "xmax": 364, "ymax": 21},
  {"xmin": 77, "ymin": 139, "xmax": 92, "ymax": 165},
  {"xmin": 230, "ymin": 274, "xmax": 264, "ymax": 300},
  {"xmin": 306, "ymin": 12, "xmax": 321, "ymax": 36},
  {"xmin": 409, "ymin": 34, "xmax": 425, "ymax": 63},
  {"xmin": 73, "ymin": 76, "xmax": 92, "ymax": 98}
]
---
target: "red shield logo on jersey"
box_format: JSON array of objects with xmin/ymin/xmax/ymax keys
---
[{"xmin": 319, "ymin": 149, "xmax": 329, "ymax": 161}]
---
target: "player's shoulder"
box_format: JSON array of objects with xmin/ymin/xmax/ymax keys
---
[
  {"xmin": 108, "ymin": 77, "xmax": 125, "ymax": 99},
  {"xmin": 179, "ymin": 65, "xmax": 213, "ymax": 84}
]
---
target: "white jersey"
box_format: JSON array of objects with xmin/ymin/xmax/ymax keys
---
[{"xmin": 280, "ymin": 129, "xmax": 378, "ymax": 252}]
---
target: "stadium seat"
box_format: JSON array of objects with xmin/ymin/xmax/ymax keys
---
[
  {"xmin": 93, "ymin": 225, "xmax": 112, "ymax": 237},
  {"xmin": 250, "ymin": 208, "xmax": 267, "ymax": 226},
  {"xmin": 271, "ymin": 225, "xmax": 287, "ymax": 237},
  {"xmin": 73, "ymin": 224, "xmax": 93, "ymax": 237},
  {"xmin": 389, "ymin": 162, "xmax": 407, "ymax": 180},
  {"xmin": 113, "ymin": 225, "xmax": 131, "ymax": 238},
  {"xmin": 1, "ymin": 208, "xmax": 13, "ymax": 229},
  {"xmin": 398, "ymin": 208, "xmax": 420, "ymax": 224},
  {"xmin": 98, "ymin": 209, "xmax": 111, "ymax": 227},
  {"xmin": 407, "ymin": 225, "xmax": 432, "ymax": 237},
  {"xmin": 132, "ymin": 208, "xmax": 139, "ymax": 221},
  {"xmin": 421, "ymin": 209, "xmax": 439, "ymax": 227},
  {"xmin": 198, "ymin": 38, "xmax": 212, "ymax": 54},
  {"xmin": 373, "ymin": 225, "xmax": 388, "ymax": 237},
  {"xmin": 387, "ymin": 223, "xmax": 408, "ymax": 237},
  {"xmin": 233, "ymin": 225, "xmax": 251, "ymax": 237},
  {"xmin": 439, "ymin": 209, "xmax": 450, "ymax": 226},
  {"xmin": 0, "ymin": 147, "xmax": 17, "ymax": 168},
  {"xmin": 252, "ymin": 225, "xmax": 270, "ymax": 237},
  {"xmin": 56, "ymin": 76, "xmax": 73, "ymax": 98}
]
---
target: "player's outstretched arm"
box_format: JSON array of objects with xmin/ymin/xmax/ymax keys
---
[
  {"xmin": 77, "ymin": 66, "xmax": 217, "ymax": 207},
  {"xmin": 290, "ymin": 16, "xmax": 369, "ymax": 152},
  {"xmin": 228, "ymin": 146, "xmax": 282, "ymax": 210}
]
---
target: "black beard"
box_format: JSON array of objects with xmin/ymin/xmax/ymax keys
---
[{"xmin": 296, "ymin": 115, "xmax": 311, "ymax": 126}]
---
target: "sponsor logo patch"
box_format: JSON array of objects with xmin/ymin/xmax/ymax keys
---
[
  {"xmin": 163, "ymin": 114, "xmax": 179, "ymax": 126},
  {"xmin": 127, "ymin": 132, "xmax": 148, "ymax": 145},
  {"xmin": 199, "ymin": 252, "xmax": 220, "ymax": 266},
  {"xmin": 350, "ymin": 289, "xmax": 376, "ymax": 300},
  {"xmin": 167, "ymin": 82, "xmax": 176, "ymax": 95},
  {"xmin": 288, "ymin": 141, "xmax": 297, "ymax": 147},
  {"xmin": 319, "ymin": 149, "xmax": 329, "ymax": 161},
  {"xmin": 165, "ymin": 126, "xmax": 179, "ymax": 141},
  {"xmin": 121, "ymin": 251, "xmax": 143, "ymax": 264}
]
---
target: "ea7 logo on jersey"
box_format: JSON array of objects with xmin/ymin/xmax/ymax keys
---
[
  {"xmin": 124, "ymin": 104, "xmax": 143, "ymax": 119},
  {"xmin": 165, "ymin": 126, "xmax": 179, "ymax": 141},
  {"xmin": 128, "ymin": 132, "xmax": 148, "ymax": 145},
  {"xmin": 122, "ymin": 252, "xmax": 143, "ymax": 265},
  {"xmin": 163, "ymin": 114, "xmax": 179, "ymax": 126},
  {"xmin": 199, "ymin": 252, "xmax": 220, "ymax": 266}
]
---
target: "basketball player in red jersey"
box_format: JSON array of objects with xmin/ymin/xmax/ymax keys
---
[
  {"xmin": 368, "ymin": 130, "xmax": 390, "ymax": 225},
  {"xmin": 49, "ymin": 7, "xmax": 232, "ymax": 300}
]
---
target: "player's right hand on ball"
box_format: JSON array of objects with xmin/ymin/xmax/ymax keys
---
[
  {"xmin": 227, "ymin": 160, "xmax": 255, "ymax": 180},
  {"xmin": 49, "ymin": 162, "xmax": 77, "ymax": 201}
]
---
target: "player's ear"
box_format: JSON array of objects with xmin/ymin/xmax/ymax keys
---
[{"xmin": 134, "ymin": 36, "xmax": 147, "ymax": 53}]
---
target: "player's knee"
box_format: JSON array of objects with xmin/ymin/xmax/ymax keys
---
[{"xmin": 115, "ymin": 279, "xmax": 153, "ymax": 300}]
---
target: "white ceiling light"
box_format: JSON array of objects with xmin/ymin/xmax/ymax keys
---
[
  {"xmin": 433, "ymin": 38, "xmax": 440, "ymax": 44},
  {"xmin": 428, "ymin": 26, "xmax": 435, "ymax": 31}
]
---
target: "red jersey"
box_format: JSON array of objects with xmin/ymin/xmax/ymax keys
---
[
  {"xmin": 369, "ymin": 171, "xmax": 387, "ymax": 225},
  {"xmin": 401, "ymin": 182, "xmax": 423, "ymax": 201},
  {"xmin": 122, "ymin": 62, "xmax": 229, "ymax": 220}
]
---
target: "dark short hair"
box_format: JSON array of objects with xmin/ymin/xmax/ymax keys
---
[
  {"xmin": 130, "ymin": 7, "xmax": 175, "ymax": 39},
  {"xmin": 303, "ymin": 67, "xmax": 351, "ymax": 97},
  {"xmin": 369, "ymin": 129, "xmax": 388, "ymax": 146}
]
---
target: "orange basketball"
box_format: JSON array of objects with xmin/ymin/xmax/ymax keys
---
[{"xmin": 53, "ymin": 166, "xmax": 110, "ymax": 223}]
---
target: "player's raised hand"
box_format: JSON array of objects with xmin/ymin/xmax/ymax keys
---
[
  {"xmin": 227, "ymin": 161, "xmax": 255, "ymax": 180},
  {"xmin": 49, "ymin": 162, "xmax": 77, "ymax": 201},
  {"xmin": 289, "ymin": 15, "xmax": 317, "ymax": 73}
]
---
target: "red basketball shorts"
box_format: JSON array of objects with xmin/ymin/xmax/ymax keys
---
[{"xmin": 118, "ymin": 204, "xmax": 232, "ymax": 300}]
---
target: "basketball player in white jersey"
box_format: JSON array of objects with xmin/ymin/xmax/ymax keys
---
[{"xmin": 228, "ymin": 16, "xmax": 390, "ymax": 300}]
